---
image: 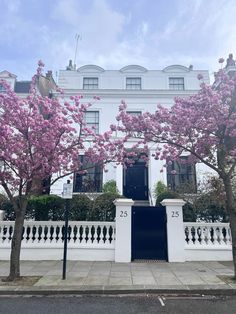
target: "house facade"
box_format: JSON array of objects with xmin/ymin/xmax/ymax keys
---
[
  {"xmin": 50, "ymin": 62, "xmax": 214, "ymax": 203},
  {"xmin": 0, "ymin": 69, "xmax": 56, "ymax": 98}
]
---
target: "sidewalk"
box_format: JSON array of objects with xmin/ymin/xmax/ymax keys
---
[{"xmin": 0, "ymin": 260, "xmax": 236, "ymax": 295}]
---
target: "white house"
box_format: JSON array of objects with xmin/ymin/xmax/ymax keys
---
[{"xmin": 50, "ymin": 62, "xmax": 214, "ymax": 204}]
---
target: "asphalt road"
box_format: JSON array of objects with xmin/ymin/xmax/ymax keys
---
[{"xmin": 0, "ymin": 295, "xmax": 236, "ymax": 314}]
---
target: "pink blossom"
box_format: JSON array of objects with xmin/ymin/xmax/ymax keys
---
[{"xmin": 38, "ymin": 60, "xmax": 45, "ymax": 67}]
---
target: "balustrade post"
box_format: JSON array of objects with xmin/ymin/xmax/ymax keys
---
[
  {"xmin": 114, "ymin": 198, "xmax": 134, "ymax": 263},
  {"xmin": 161, "ymin": 199, "xmax": 185, "ymax": 262},
  {"xmin": 0, "ymin": 210, "xmax": 5, "ymax": 221}
]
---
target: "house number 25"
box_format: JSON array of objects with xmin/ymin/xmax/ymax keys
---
[
  {"xmin": 171, "ymin": 211, "xmax": 179, "ymax": 218},
  {"xmin": 120, "ymin": 211, "xmax": 128, "ymax": 218}
]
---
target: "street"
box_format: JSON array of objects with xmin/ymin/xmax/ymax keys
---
[{"xmin": 0, "ymin": 294, "xmax": 236, "ymax": 314}]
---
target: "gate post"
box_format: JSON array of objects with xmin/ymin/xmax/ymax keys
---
[
  {"xmin": 161, "ymin": 199, "xmax": 185, "ymax": 262},
  {"xmin": 114, "ymin": 198, "xmax": 134, "ymax": 262}
]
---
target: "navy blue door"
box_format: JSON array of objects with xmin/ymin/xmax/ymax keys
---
[
  {"xmin": 123, "ymin": 160, "xmax": 148, "ymax": 200},
  {"xmin": 132, "ymin": 206, "xmax": 167, "ymax": 260}
]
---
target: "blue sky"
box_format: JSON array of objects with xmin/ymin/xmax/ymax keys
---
[{"xmin": 1, "ymin": 0, "xmax": 236, "ymax": 80}]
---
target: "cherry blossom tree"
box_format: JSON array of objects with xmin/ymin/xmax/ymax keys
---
[
  {"xmin": 113, "ymin": 60, "xmax": 236, "ymax": 278},
  {"xmin": 0, "ymin": 62, "xmax": 124, "ymax": 281}
]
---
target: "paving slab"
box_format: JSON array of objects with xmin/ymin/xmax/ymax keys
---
[
  {"xmin": 132, "ymin": 276, "xmax": 157, "ymax": 285},
  {"xmin": 0, "ymin": 260, "xmax": 235, "ymax": 294},
  {"xmin": 110, "ymin": 271, "xmax": 132, "ymax": 278},
  {"xmin": 109, "ymin": 277, "xmax": 133, "ymax": 285},
  {"xmin": 84, "ymin": 277, "xmax": 109, "ymax": 286}
]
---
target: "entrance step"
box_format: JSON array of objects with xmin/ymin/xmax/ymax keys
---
[{"xmin": 133, "ymin": 200, "xmax": 150, "ymax": 206}]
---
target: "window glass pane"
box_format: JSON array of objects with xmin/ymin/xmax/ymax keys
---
[
  {"xmin": 83, "ymin": 77, "xmax": 98, "ymax": 89},
  {"xmin": 169, "ymin": 77, "xmax": 184, "ymax": 90},
  {"xmin": 167, "ymin": 156, "xmax": 196, "ymax": 193},
  {"xmin": 73, "ymin": 156, "xmax": 103, "ymax": 192},
  {"xmin": 127, "ymin": 111, "xmax": 142, "ymax": 116},
  {"xmin": 84, "ymin": 111, "xmax": 99, "ymax": 134},
  {"xmin": 126, "ymin": 77, "xmax": 141, "ymax": 90},
  {"xmin": 0, "ymin": 83, "xmax": 6, "ymax": 93}
]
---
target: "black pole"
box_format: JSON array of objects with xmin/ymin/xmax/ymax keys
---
[{"xmin": 62, "ymin": 198, "xmax": 69, "ymax": 280}]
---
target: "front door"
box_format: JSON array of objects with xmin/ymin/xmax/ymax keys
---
[
  {"xmin": 132, "ymin": 205, "xmax": 167, "ymax": 260},
  {"xmin": 123, "ymin": 160, "xmax": 148, "ymax": 200}
]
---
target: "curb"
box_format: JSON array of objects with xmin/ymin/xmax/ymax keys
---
[{"xmin": 0, "ymin": 288, "xmax": 236, "ymax": 296}]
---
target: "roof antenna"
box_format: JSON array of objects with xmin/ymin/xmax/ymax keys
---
[{"xmin": 74, "ymin": 34, "xmax": 82, "ymax": 70}]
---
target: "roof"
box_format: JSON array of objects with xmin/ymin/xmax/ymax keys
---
[{"xmin": 0, "ymin": 70, "xmax": 17, "ymax": 78}]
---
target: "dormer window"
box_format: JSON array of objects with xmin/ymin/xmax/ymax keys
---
[
  {"xmin": 169, "ymin": 77, "xmax": 184, "ymax": 90},
  {"xmin": 0, "ymin": 83, "xmax": 6, "ymax": 93},
  {"xmin": 127, "ymin": 111, "xmax": 142, "ymax": 116},
  {"xmin": 83, "ymin": 77, "xmax": 98, "ymax": 89},
  {"xmin": 126, "ymin": 77, "xmax": 141, "ymax": 90}
]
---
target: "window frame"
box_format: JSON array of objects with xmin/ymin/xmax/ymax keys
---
[
  {"xmin": 0, "ymin": 83, "xmax": 6, "ymax": 93},
  {"xmin": 83, "ymin": 77, "xmax": 99, "ymax": 89},
  {"xmin": 126, "ymin": 77, "xmax": 142, "ymax": 90},
  {"xmin": 169, "ymin": 77, "xmax": 185, "ymax": 90},
  {"xmin": 84, "ymin": 110, "xmax": 99, "ymax": 134},
  {"xmin": 167, "ymin": 156, "xmax": 197, "ymax": 192},
  {"xmin": 126, "ymin": 111, "xmax": 142, "ymax": 116}
]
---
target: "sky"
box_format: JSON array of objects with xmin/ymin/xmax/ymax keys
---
[{"xmin": 1, "ymin": 0, "xmax": 236, "ymax": 81}]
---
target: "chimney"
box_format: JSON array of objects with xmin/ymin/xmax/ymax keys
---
[
  {"xmin": 66, "ymin": 60, "xmax": 73, "ymax": 70},
  {"xmin": 46, "ymin": 70, "xmax": 53, "ymax": 79}
]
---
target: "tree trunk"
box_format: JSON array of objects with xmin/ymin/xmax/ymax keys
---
[
  {"xmin": 223, "ymin": 176, "xmax": 236, "ymax": 279},
  {"xmin": 6, "ymin": 206, "xmax": 26, "ymax": 281}
]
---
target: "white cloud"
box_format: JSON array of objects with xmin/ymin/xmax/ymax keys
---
[
  {"xmin": 1, "ymin": 0, "xmax": 236, "ymax": 81},
  {"xmin": 3, "ymin": 0, "xmax": 21, "ymax": 13}
]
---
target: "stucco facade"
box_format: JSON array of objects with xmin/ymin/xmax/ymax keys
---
[{"xmin": 50, "ymin": 63, "xmax": 215, "ymax": 202}]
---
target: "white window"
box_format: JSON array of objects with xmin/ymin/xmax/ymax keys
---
[
  {"xmin": 83, "ymin": 77, "xmax": 98, "ymax": 89},
  {"xmin": 84, "ymin": 111, "xmax": 99, "ymax": 134},
  {"xmin": 169, "ymin": 77, "xmax": 184, "ymax": 90},
  {"xmin": 127, "ymin": 111, "xmax": 142, "ymax": 116},
  {"xmin": 0, "ymin": 83, "xmax": 6, "ymax": 93},
  {"xmin": 126, "ymin": 77, "xmax": 141, "ymax": 90}
]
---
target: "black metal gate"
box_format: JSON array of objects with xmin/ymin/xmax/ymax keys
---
[{"xmin": 132, "ymin": 205, "xmax": 167, "ymax": 260}]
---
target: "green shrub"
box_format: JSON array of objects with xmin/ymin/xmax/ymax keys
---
[
  {"xmin": 1, "ymin": 196, "xmax": 15, "ymax": 220},
  {"xmin": 2, "ymin": 195, "xmax": 64, "ymax": 221},
  {"xmin": 69, "ymin": 194, "xmax": 93, "ymax": 220},
  {"xmin": 89, "ymin": 192, "xmax": 120, "ymax": 221},
  {"xmin": 194, "ymin": 193, "xmax": 228, "ymax": 222},
  {"xmin": 153, "ymin": 181, "xmax": 167, "ymax": 200},
  {"xmin": 102, "ymin": 180, "xmax": 119, "ymax": 194},
  {"xmin": 182, "ymin": 202, "xmax": 197, "ymax": 222},
  {"xmin": 29, "ymin": 195, "xmax": 64, "ymax": 221},
  {"xmin": 155, "ymin": 190, "xmax": 180, "ymax": 206}
]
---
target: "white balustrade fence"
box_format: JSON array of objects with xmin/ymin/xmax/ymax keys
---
[
  {"xmin": 0, "ymin": 221, "xmax": 115, "ymax": 261},
  {"xmin": 0, "ymin": 199, "xmax": 234, "ymax": 262},
  {"xmin": 184, "ymin": 222, "xmax": 233, "ymax": 261}
]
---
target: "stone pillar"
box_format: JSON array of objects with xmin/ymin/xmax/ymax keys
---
[
  {"xmin": 161, "ymin": 199, "xmax": 185, "ymax": 262},
  {"xmin": 114, "ymin": 198, "xmax": 134, "ymax": 262}
]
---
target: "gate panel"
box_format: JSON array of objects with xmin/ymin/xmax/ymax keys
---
[{"xmin": 132, "ymin": 206, "xmax": 167, "ymax": 260}]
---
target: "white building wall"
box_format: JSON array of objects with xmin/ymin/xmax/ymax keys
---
[{"xmin": 50, "ymin": 64, "xmax": 212, "ymax": 197}]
